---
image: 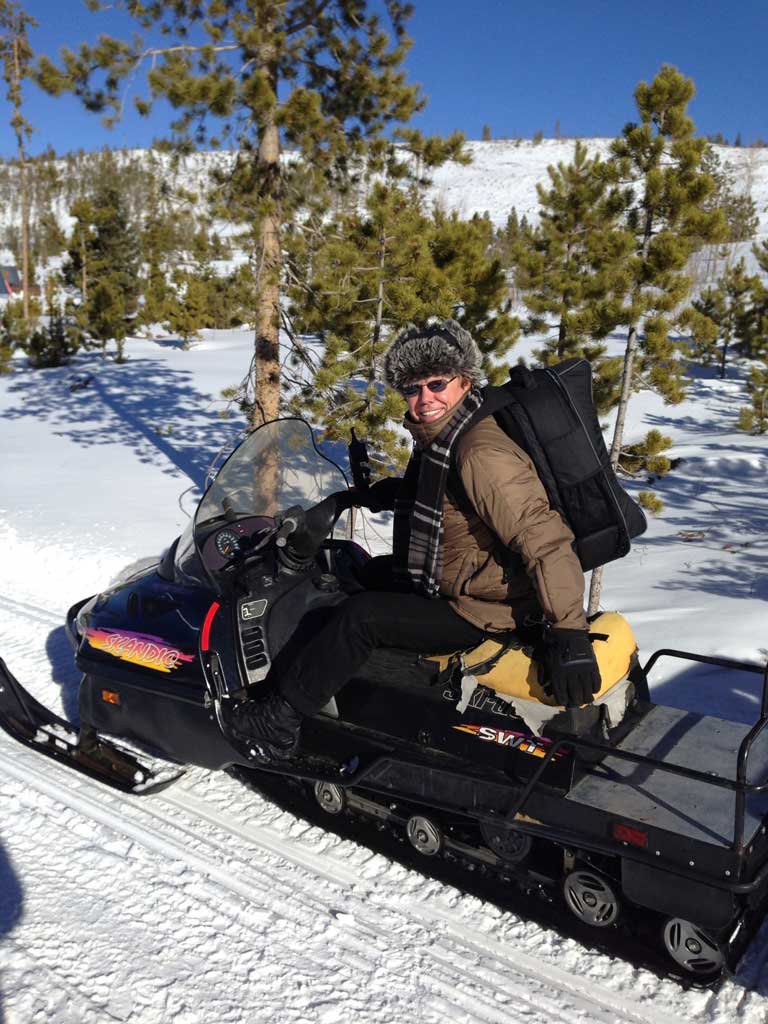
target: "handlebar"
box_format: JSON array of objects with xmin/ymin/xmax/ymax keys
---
[
  {"xmin": 276, "ymin": 490, "xmax": 357, "ymax": 564},
  {"xmin": 275, "ymin": 515, "xmax": 300, "ymax": 548}
]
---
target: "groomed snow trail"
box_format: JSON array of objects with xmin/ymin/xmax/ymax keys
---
[
  {"xmin": 0, "ymin": 536, "xmax": 767, "ymax": 1023},
  {"xmin": 0, "ymin": 739, "xmax": 676, "ymax": 1024}
]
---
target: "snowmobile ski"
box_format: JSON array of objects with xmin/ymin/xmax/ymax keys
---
[{"xmin": 0, "ymin": 658, "xmax": 184, "ymax": 795}]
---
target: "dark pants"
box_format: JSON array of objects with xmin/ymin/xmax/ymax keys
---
[{"xmin": 278, "ymin": 584, "xmax": 485, "ymax": 716}]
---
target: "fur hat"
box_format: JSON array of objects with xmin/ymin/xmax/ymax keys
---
[{"xmin": 383, "ymin": 318, "xmax": 484, "ymax": 391}]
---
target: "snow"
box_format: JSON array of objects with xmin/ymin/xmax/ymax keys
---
[
  {"xmin": 0, "ymin": 325, "xmax": 767, "ymax": 1022},
  {"xmin": 424, "ymin": 140, "xmax": 768, "ymax": 239}
]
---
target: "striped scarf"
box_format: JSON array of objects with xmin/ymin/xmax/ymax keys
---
[{"xmin": 393, "ymin": 388, "xmax": 484, "ymax": 597}]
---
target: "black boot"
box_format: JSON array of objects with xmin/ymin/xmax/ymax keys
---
[{"xmin": 222, "ymin": 692, "xmax": 302, "ymax": 761}]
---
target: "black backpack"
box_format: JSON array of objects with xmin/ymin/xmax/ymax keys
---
[{"xmin": 467, "ymin": 358, "xmax": 647, "ymax": 572}]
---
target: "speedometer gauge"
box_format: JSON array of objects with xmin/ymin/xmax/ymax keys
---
[{"xmin": 215, "ymin": 529, "xmax": 241, "ymax": 559}]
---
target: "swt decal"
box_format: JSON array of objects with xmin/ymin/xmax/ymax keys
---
[
  {"xmin": 453, "ymin": 724, "xmax": 566, "ymax": 759},
  {"xmin": 84, "ymin": 627, "xmax": 195, "ymax": 673}
]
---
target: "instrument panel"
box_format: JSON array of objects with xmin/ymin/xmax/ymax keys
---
[{"xmin": 201, "ymin": 516, "xmax": 276, "ymax": 572}]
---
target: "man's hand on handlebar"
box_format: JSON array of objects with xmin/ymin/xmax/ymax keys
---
[{"xmin": 353, "ymin": 477, "xmax": 402, "ymax": 513}]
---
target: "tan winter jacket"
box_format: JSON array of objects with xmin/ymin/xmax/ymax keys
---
[{"xmin": 404, "ymin": 411, "xmax": 587, "ymax": 634}]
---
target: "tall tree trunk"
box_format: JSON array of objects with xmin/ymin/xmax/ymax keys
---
[
  {"xmin": 587, "ymin": 321, "xmax": 639, "ymax": 615},
  {"xmin": 588, "ymin": 212, "xmax": 654, "ymax": 615},
  {"xmin": 80, "ymin": 234, "xmax": 87, "ymax": 302},
  {"xmin": 252, "ymin": 42, "xmax": 281, "ymax": 429},
  {"xmin": 12, "ymin": 35, "xmax": 29, "ymax": 323},
  {"xmin": 608, "ymin": 322, "xmax": 639, "ymax": 469},
  {"xmin": 720, "ymin": 328, "xmax": 729, "ymax": 379},
  {"xmin": 557, "ymin": 313, "xmax": 567, "ymax": 358},
  {"xmin": 19, "ymin": 159, "xmax": 29, "ymax": 321},
  {"xmin": 370, "ymin": 233, "xmax": 386, "ymax": 381},
  {"xmin": 558, "ymin": 244, "xmax": 571, "ymax": 359}
]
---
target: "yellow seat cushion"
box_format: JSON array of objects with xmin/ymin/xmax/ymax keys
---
[{"xmin": 426, "ymin": 612, "xmax": 637, "ymax": 706}]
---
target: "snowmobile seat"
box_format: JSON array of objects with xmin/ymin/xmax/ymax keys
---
[{"xmin": 425, "ymin": 612, "xmax": 638, "ymax": 736}]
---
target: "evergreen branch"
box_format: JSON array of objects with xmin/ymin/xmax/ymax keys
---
[
  {"xmin": 143, "ymin": 43, "xmax": 240, "ymax": 59},
  {"xmin": 279, "ymin": 309, "xmax": 322, "ymax": 375},
  {"xmin": 285, "ymin": 1, "xmax": 334, "ymax": 36}
]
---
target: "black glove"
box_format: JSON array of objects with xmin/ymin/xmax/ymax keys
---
[
  {"xmin": 541, "ymin": 628, "xmax": 602, "ymax": 708},
  {"xmin": 355, "ymin": 476, "xmax": 402, "ymax": 513}
]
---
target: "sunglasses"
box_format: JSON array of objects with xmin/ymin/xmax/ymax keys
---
[{"xmin": 401, "ymin": 375, "xmax": 457, "ymax": 398}]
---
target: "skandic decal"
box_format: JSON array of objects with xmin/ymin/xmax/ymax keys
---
[
  {"xmin": 453, "ymin": 724, "xmax": 565, "ymax": 759},
  {"xmin": 84, "ymin": 627, "xmax": 195, "ymax": 674}
]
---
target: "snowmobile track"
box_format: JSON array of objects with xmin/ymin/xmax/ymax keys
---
[{"xmin": 0, "ymin": 735, "xmax": 683, "ymax": 1024}]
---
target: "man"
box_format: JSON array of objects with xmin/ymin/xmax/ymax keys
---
[{"xmin": 225, "ymin": 318, "xmax": 600, "ymax": 759}]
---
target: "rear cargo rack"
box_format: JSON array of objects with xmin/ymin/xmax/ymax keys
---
[{"xmin": 506, "ymin": 648, "xmax": 768, "ymax": 887}]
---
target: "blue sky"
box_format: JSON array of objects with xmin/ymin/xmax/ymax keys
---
[{"xmin": 3, "ymin": 0, "xmax": 766, "ymax": 158}]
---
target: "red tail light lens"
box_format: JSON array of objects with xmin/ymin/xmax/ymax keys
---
[{"xmin": 613, "ymin": 823, "xmax": 647, "ymax": 848}]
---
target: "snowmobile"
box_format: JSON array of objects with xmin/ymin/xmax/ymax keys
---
[{"xmin": 1, "ymin": 415, "xmax": 767, "ymax": 981}]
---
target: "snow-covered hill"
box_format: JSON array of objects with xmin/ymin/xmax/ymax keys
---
[
  {"xmin": 428, "ymin": 139, "xmax": 768, "ymax": 237},
  {"xmin": 2, "ymin": 138, "xmax": 767, "ymax": 265},
  {"xmin": 0, "ymin": 329, "xmax": 767, "ymax": 1022}
]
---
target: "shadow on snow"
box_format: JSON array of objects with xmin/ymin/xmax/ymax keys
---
[
  {"xmin": 46, "ymin": 625, "xmax": 85, "ymax": 727},
  {"xmin": 623, "ymin": 444, "xmax": 768, "ymax": 600},
  {"xmin": 0, "ymin": 838, "xmax": 24, "ymax": 1024},
  {"xmin": 1, "ymin": 358, "xmax": 241, "ymax": 492},
  {"xmin": 649, "ymin": 661, "xmax": 767, "ymax": 727}
]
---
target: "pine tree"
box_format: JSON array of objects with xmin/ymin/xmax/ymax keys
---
[
  {"xmin": 62, "ymin": 197, "xmax": 97, "ymax": 306},
  {"xmin": 38, "ymin": 1, "xmax": 466, "ymax": 427},
  {"xmin": 285, "ymin": 183, "xmax": 518, "ymax": 469},
  {"xmin": 618, "ymin": 427, "xmax": 674, "ymax": 516},
  {"xmin": 165, "ymin": 271, "xmax": 208, "ymax": 344},
  {"xmin": 685, "ymin": 259, "xmax": 759, "ymax": 376},
  {"xmin": 285, "ymin": 184, "xmax": 428, "ymax": 469},
  {"xmin": 482, "ymin": 124, "xmax": 492, "ymax": 142},
  {"xmin": 0, "ymin": 335, "xmax": 13, "ymax": 373},
  {"xmin": 430, "ymin": 208, "xmax": 519, "ymax": 380},
  {"xmin": 26, "ymin": 280, "xmax": 79, "ymax": 368},
  {"xmin": 87, "ymin": 279, "xmax": 125, "ymax": 358},
  {"xmin": 0, "ymin": 0, "xmax": 36, "ymax": 325},
  {"xmin": 588, "ymin": 65, "xmax": 726, "ymax": 613},
  {"xmin": 34, "ymin": 210, "xmax": 66, "ymax": 267},
  {"xmin": 63, "ymin": 167, "xmax": 140, "ymax": 359},
  {"xmin": 0, "ymin": 298, "xmax": 23, "ymax": 370},
  {"xmin": 513, "ymin": 140, "xmax": 633, "ymax": 412},
  {"xmin": 90, "ymin": 180, "xmax": 140, "ymax": 324},
  {"xmin": 139, "ymin": 202, "xmax": 178, "ymax": 331},
  {"xmin": 737, "ymin": 364, "xmax": 768, "ymax": 434},
  {"xmin": 700, "ymin": 146, "xmax": 758, "ymax": 243},
  {"xmin": 749, "ymin": 241, "xmax": 768, "ymax": 361},
  {"xmin": 608, "ymin": 66, "xmax": 726, "ymax": 429},
  {"xmin": 489, "ymin": 207, "xmax": 535, "ymax": 268},
  {"xmin": 224, "ymin": 263, "xmax": 260, "ymax": 327}
]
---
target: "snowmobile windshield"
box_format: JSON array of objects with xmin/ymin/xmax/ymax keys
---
[
  {"xmin": 173, "ymin": 419, "xmax": 349, "ymax": 587},
  {"xmin": 195, "ymin": 418, "xmax": 348, "ymax": 527}
]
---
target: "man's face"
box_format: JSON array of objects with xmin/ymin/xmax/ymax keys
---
[{"xmin": 404, "ymin": 374, "xmax": 471, "ymax": 423}]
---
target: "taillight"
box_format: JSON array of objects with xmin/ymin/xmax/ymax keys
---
[{"xmin": 612, "ymin": 822, "xmax": 647, "ymax": 848}]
